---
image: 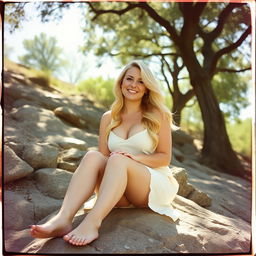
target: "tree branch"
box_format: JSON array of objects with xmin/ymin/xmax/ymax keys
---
[
  {"xmin": 179, "ymin": 3, "xmax": 206, "ymax": 40},
  {"xmin": 160, "ymin": 57, "xmax": 173, "ymax": 97},
  {"xmin": 202, "ymin": 3, "xmax": 244, "ymax": 42},
  {"xmin": 87, "ymin": 2, "xmax": 140, "ymax": 21},
  {"xmin": 136, "ymin": 2, "xmax": 180, "ymax": 45},
  {"xmin": 215, "ymin": 67, "xmax": 251, "ymax": 74},
  {"xmin": 210, "ymin": 25, "xmax": 251, "ymax": 75}
]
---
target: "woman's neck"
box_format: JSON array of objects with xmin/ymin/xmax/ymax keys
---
[{"xmin": 123, "ymin": 100, "xmax": 142, "ymax": 115}]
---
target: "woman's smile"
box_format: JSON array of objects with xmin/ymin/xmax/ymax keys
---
[
  {"xmin": 121, "ymin": 66, "xmax": 147, "ymax": 101},
  {"xmin": 127, "ymin": 88, "xmax": 138, "ymax": 94}
]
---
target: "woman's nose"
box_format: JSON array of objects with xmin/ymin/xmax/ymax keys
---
[{"xmin": 130, "ymin": 81, "xmax": 138, "ymax": 87}]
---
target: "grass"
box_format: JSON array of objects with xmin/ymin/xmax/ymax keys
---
[{"xmin": 4, "ymin": 58, "xmax": 77, "ymax": 95}]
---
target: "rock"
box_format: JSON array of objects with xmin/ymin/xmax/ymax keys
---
[
  {"xmin": 60, "ymin": 148, "xmax": 86, "ymax": 161},
  {"xmin": 179, "ymin": 162, "xmax": 251, "ymax": 222},
  {"xmin": 187, "ymin": 190, "xmax": 212, "ymax": 207},
  {"xmin": 57, "ymin": 137, "xmax": 87, "ymax": 151},
  {"xmin": 172, "ymin": 129, "xmax": 194, "ymax": 145},
  {"xmin": 179, "ymin": 143, "xmax": 199, "ymax": 156},
  {"xmin": 3, "ymin": 62, "xmax": 251, "ymax": 254},
  {"xmin": 54, "ymin": 106, "xmax": 87, "ymax": 129},
  {"xmin": 4, "ymin": 178, "xmax": 63, "ymax": 231},
  {"xmin": 57, "ymin": 161, "xmax": 78, "ymax": 172},
  {"xmin": 172, "ymin": 147, "xmax": 184, "ymax": 161},
  {"xmin": 6, "ymin": 104, "xmax": 95, "ymax": 144},
  {"xmin": 4, "ymin": 145, "xmax": 34, "ymax": 183},
  {"xmin": 33, "ymin": 168, "xmax": 72, "ymax": 199},
  {"xmin": 21, "ymin": 143, "xmax": 59, "ymax": 169},
  {"xmin": 4, "ymin": 190, "xmax": 34, "ymax": 230},
  {"xmin": 54, "ymin": 105, "xmax": 102, "ymax": 132},
  {"xmin": 7, "ymin": 196, "xmax": 250, "ymax": 254},
  {"xmin": 57, "ymin": 148, "xmax": 85, "ymax": 172},
  {"xmin": 172, "ymin": 167, "xmax": 194, "ymax": 196},
  {"xmin": 5, "ymin": 82, "xmax": 66, "ymax": 111}
]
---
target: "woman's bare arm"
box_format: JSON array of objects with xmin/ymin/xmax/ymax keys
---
[{"xmin": 98, "ymin": 111, "xmax": 111, "ymax": 156}]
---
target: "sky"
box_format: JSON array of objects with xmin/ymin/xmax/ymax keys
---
[
  {"xmin": 4, "ymin": 3, "xmax": 120, "ymax": 82},
  {"xmin": 4, "ymin": 2, "xmax": 254, "ymax": 119}
]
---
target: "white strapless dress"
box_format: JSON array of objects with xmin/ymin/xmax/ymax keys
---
[{"xmin": 107, "ymin": 129, "xmax": 180, "ymax": 222}]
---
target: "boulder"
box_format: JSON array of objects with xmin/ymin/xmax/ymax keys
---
[
  {"xmin": 4, "ymin": 190, "xmax": 34, "ymax": 230},
  {"xmin": 177, "ymin": 161, "xmax": 251, "ymax": 222},
  {"xmin": 54, "ymin": 106, "xmax": 88, "ymax": 129},
  {"xmin": 54, "ymin": 105, "xmax": 102, "ymax": 132},
  {"xmin": 57, "ymin": 148, "xmax": 85, "ymax": 172},
  {"xmin": 172, "ymin": 129, "xmax": 194, "ymax": 146},
  {"xmin": 57, "ymin": 161, "xmax": 78, "ymax": 172},
  {"xmin": 21, "ymin": 143, "xmax": 59, "ymax": 169},
  {"xmin": 33, "ymin": 168, "xmax": 72, "ymax": 199},
  {"xmin": 187, "ymin": 190, "xmax": 212, "ymax": 207},
  {"xmin": 4, "ymin": 145, "xmax": 34, "ymax": 183},
  {"xmin": 172, "ymin": 167, "xmax": 196, "ymax": 198},
  {"xmin": 6, "ymin": 105, "xmax": 95, "ymax": 144},
  {"xmin": 57, "ymin": 137, "xmax": 87, "ymax": 151},
  {"xmin": 4, "ymin": 177, "xmax": 63, "ymax": 231},
  {"xmin": 5, "ymin": 196, "xmax": 250, "ymax": 254}
]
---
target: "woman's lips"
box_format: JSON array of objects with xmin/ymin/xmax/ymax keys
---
[{"xmin": 127, "ymin": 89, "xmax": 138, "ymax": 94}]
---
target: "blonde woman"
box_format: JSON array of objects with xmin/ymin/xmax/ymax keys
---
[{"xmin": 30, "ymin": 60, "xmax": 179, "ymax": 246}]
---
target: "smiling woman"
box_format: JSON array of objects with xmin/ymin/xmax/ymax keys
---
[{"xmin": 30, "ymin": 60, "xmax": 180, "ymax": 247}]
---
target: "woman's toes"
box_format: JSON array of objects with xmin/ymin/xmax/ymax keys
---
[
  {"xmin": 76, "ymin": 238, "xmax": 82, "ymax": 246},
  {"xmin": 63, "ymin": 234, "xmax": 71, "ymax": 242},
  {"xmin": 81, "ymin": 238, "xmax": 88, "ymax": 246}
]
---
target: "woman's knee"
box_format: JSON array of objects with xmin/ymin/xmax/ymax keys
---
[
  {"xmin": 81, "ymin": 150, "xmax": 107, "ymax": 168},
  {"xmin": 107, "ymin": 153, "xmax": 128, "ymax": 166}
]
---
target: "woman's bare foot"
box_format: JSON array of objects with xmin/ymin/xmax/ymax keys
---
[
  {"xmin": 63, "ymin": 214, "xmax": 100, "ymax": 246},
  {"xmin": 30, "ymin": 214, "xmax": 72, "ymax": 239}
]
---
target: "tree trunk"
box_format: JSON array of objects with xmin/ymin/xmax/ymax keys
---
[
  {"xmin": 190, "ymin": 71, "xmax": 245, "ymax": 176},
  {"xmin": 171, "ymin": 94, "xmax": 189, "ymax": 126}
]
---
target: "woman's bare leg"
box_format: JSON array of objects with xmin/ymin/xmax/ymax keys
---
[
  {"xmin": 30, "ymin": 151, "xmax": 108, "ymax": 238},
  {"xmin": 63, "ymin": 154, "xmax": 151, "ymax": 246}
]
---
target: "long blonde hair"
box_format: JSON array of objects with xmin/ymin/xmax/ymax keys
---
[{"xmin": 106, "ymin": 60, "xmax": 174, "ymax": 150}]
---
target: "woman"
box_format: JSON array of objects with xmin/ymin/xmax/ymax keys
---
[{"xmin": 30, "ymin": 60, "xmax": 179, "ymax": 246}]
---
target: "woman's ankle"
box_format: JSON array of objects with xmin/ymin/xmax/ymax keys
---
[
  {"xmin": 86, "ymin": 212, "xmax": 102, "ymax": 229},
  {"xmin": 56, "ymin": 210, "xmax": 74, "ymax": 223}
]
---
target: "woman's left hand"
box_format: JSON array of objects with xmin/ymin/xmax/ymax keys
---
[{"xmin": 110, "ymin": 151, "xmax": 139, "ymax": 161}]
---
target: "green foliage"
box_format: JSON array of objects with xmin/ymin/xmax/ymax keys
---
[
  {"xmin": 226, "ymin": 118, "xmax": 252, "ymax": 157},
  {"xmin": 18, "ymin": 32, "xmax": 65, "ymax": 75},
  {"xmin": 5, "ymin": 3, "xmax": 27, "ymax": 33},
  {"xmin": 180, "ymin": 102, "xmax": 251, "ymax": 158},
  {"xmin": 77, "ymin": 77, "xmax": 115, "ymax": 108},
  {"xmin": 213, "ymin": 71, "xmax": 250, "ymax": 120},
  {"xmin": 180, "ymin": 101, "xmax": 204, "ymax": 140}
]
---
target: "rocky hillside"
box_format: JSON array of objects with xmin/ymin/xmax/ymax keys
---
[{"xmin": 3, "ymin": 62, "xmax": 252, "ymax": 254}]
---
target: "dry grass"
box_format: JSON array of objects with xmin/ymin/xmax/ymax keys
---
[{"xmin": 4, "ymin": 58, "xmax": 77, "ymax": 95}]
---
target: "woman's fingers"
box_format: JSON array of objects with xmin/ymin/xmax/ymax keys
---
[{"xmin": 110, "ymin": 151, "xmax": 133, "ymax": 159}]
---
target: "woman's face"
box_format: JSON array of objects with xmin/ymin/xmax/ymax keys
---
[{"xmin": 121, "ymin": 66, "xmax": 147, "ymax": 102}]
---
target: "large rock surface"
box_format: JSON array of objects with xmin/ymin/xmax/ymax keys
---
[
  {"xmin": 3, "ymin": 65, "xmax": 252, "ymax": 254},
  {"xmin": 4, "ymin": 196, "xmax": 250, "ymax": 254}
]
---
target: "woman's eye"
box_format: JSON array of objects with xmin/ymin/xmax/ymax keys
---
[
  {"xmin": 127, "ymin": 78, "xmax": 132, "ymax": 81},
  {"xmin": 139, "ymin": 81, "xmax": 144, "ymax": 84}
]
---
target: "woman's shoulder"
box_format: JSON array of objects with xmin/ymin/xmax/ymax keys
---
[
  {"xmin": 151, "ymin": 107, "xmax": 164, "ymax": 120},
  {"xmin": 150, "ymin": 107, "xmax": 171, "ymax": 125},
  {"xmin": 101, "ymin": 110, "xmax": 112, "ymax": 124}
]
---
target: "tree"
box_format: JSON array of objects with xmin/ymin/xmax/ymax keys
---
[
  {"xmin": 4, "ymin": 2, "xmax": 252, "ymax": 176},
  {"xmin": 84, "ymin": 2, "xmax": 251, "ymax": 177},
  {"xmin": 58, "ymin": 52, "xmax": 88, "ymax": 85},
  {"xmin": 18, "ymin": 32, "xmax": 64, "ymax": 75}
]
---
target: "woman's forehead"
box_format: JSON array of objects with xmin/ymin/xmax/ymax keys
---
[{"xmin": 125, "ymin": 66, "xmax": 142, "ymax": 78}]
